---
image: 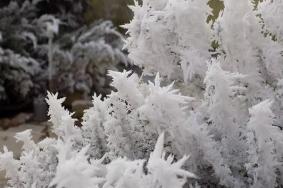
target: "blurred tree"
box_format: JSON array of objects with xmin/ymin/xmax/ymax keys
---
[{"xmin": 0, "ymin": 0, "xmax": 128, "ymax": 116}]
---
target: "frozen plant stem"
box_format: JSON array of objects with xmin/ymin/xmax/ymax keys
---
[{"xmin": 48, "ymin": 35, "xmax": 54, "ymax": 92}]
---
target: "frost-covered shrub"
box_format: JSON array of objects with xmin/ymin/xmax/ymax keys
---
[
  {"xmin": 2, "ymin": 0, "xmax": 283, "ymax": 187},
  {"xmin": 52, "ymin": 21, "xmax": 128, "ymax": 96},
  {"xmin": 121, "ymin": 0, "xmax": 283, "ymax": 187},
  {"xmin": 0, "ymin": 48, "xmax": 42, "ymax": 103},
  {"xmin": 123, "ymin": 0, "xmax": 212, "ymax": 81},
  {"xmin": 0, "ymin": 0, "xmax": 128, "ymax": 106}
]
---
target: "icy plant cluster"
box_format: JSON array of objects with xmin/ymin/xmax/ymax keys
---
[
  {"xmin": 0, "ymin": 92, "xmax": 196, "ymax": 188},
  {"xmin": 1, "ymin": 0, "xmax": 283, "ymax": 187},
  {"xmin": 122, "ymin": 0, "xmax": 283, "ymax": 187}
]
